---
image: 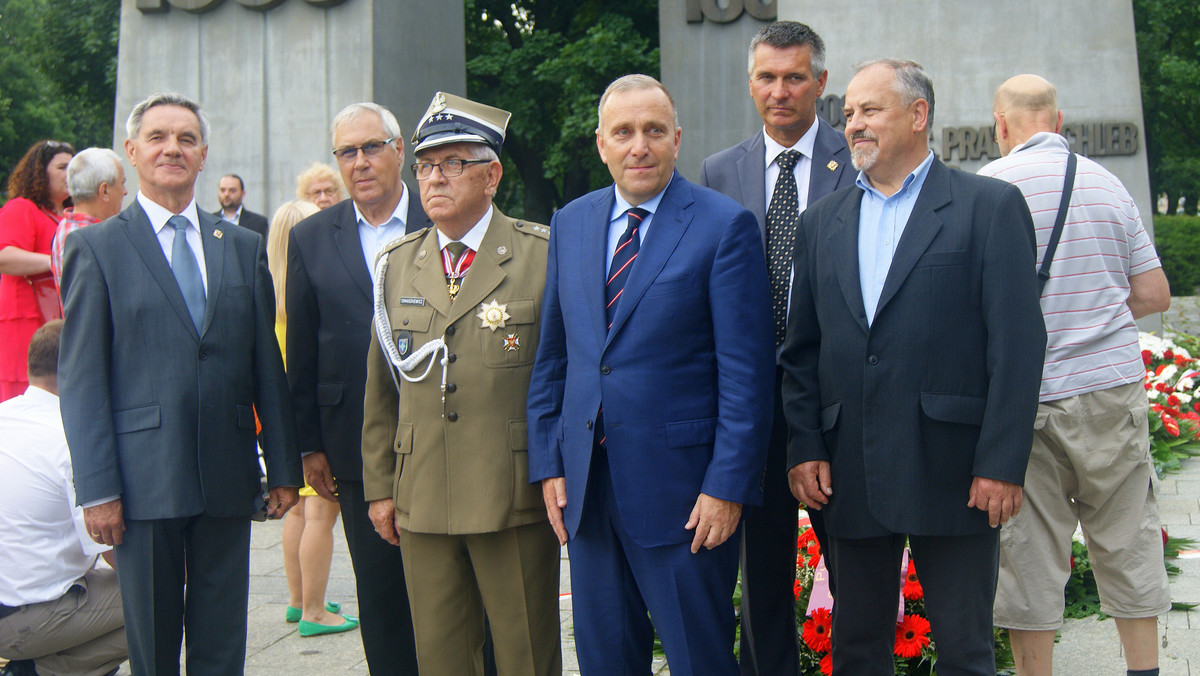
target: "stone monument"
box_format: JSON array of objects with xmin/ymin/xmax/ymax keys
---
[
  {"xmin": 660, "ymin": 0, "xmax": 1156, "ymax": 240},
  {"xmin": 113, "ymin": 0, "xmax": 465, "ymax": 213}
]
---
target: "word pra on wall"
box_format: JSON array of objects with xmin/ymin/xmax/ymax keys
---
[
  {"xmin": 136, "ymin": 0, "xmax": 346, "ymax": 12},
  {"xmin": 942, "ymin": 121, "xmax": 1140, "ymax": 162},
  {"xmin": 685, "ymin": 0, "xmax": 776, "ymax": 23}
]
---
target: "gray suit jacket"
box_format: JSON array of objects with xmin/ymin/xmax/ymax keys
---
[
  {"xmin": 698, "ymin": 119, "xmax": 854, "ymax": 249},
  {"xmin": 59, "ymin": 201, "xmax": 301, "ymax": 520}
]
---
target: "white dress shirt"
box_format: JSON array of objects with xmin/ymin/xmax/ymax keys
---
[
  {"xmin": 762, "ymin": 121, "xmax": 819, "ymax": 215},
  {"xmin": 355, "ymin": 185, "xmax": 411, "ymax": 282},
  {"xmin": 0, "ymin": 386, "xmax": 109, "ymax": 607},
  {"xmin": 606, "ymin": 181, "xmax": 669, "ymax": 274}
]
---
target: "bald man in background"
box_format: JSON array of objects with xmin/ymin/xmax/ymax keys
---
[{"xmin": 981, "ymin": 74, "xmax": 1171, "ymax": 676}]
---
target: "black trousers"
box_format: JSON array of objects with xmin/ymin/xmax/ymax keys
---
[
  {"xmin": 828, "ymin": 532, "xmax": 999, "ymax": 676},
  {"xmin": 337, "ymin": 481, "xmax": 418, "ymax": 675},
  {"xmin": 738, "ymin": 369, "xmax": 831, "ymax": 676}
]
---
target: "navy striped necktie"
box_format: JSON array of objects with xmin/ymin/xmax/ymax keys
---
[{"xmin": 606, "ymin": 207, "xmax": 648, "ymax": 329}]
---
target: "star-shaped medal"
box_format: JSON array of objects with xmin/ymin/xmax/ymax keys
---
[{"xmin": 477, "ymin": 300, "xmax": 511, "ymax": 332}]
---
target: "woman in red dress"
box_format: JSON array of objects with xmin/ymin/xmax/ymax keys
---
[{"xmin": 0, "ymin": 140, "xmax": 75, "ymax": 400}]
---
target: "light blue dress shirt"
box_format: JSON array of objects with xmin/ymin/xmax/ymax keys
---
[
  {"xmin": 856, "ymin": 151, "xmax": 935, "ymax": 325},
  {"xmin": 355, "ymin": 185, "xmax": 411, "ymax": 282},
  {"xmin": 606, "ymin": 181, "xmax": 669, "ymax": 274}
]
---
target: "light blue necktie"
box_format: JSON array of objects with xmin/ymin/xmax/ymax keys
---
[{"xmin": 168, "ymin": 215, "xmax": 206, "ymax": 331}]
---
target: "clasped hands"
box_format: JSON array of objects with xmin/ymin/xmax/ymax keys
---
[
  {"xmin": 540, "ymin": 477, "xmax": 742, "ymax": 553},
  {"xmin": 787, "ymin": 460, "xmax": 1023, "ymax": 528}
]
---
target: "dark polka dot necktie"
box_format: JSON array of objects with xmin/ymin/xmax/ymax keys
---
[{"xmin": 767, "ymin": 150, "xmax": 801, "ymax": 345}]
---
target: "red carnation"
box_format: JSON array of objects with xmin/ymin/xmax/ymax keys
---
[
  {"xmin": 819, "ymin": 653, "xmax": 832, "ymax": 675},
  {"xmin": 1165, "ymin": 349, "xmax": 1175, "ymax": 360},
  {"xmin": 894, "ymin": 614, "xmax": 932, "ymax": 658},
  {"xmin": 1142, "ymin": 349, "xmax": 1153, "ymax": 366},
  {"xmin": 1176, "ymin": 354, "xmax": 1188, "ymax": 365},
  {"xmin": 802, "ymin": 607, "xmax": 833, "ymax": 653},
  {"xmin": 1169, "ymin": 395, "xmax": 1181, "ymax": 407},
  {"xmin": 1193, "ymin": 402, "xmax": 1200, "ymax": 412},
  {"xmin": 903, "ymin": 558, "xmax": 923, "ymax": 601}
]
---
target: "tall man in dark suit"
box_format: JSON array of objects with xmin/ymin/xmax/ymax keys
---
[
  {"xmin": 215, "ymin": 174, "xmax": 269, "ymax": 240},
  {"xmin": 698, "ymin": 21, "xmax": 853, "ymax": 675},
  {"xmin": 782, "ymin": 60, "xmax": 1046, "ymax": 674},
  {"xmin": 58, "ymin": 92, "xmax": 303, "ymax": 675},
  {"xmin": 528, "ymin": 74, "xmax": 775, "ymax": 675},
  {"xmin": 286, "ymin": 101, "xmax": 425, "ymax": 674}
]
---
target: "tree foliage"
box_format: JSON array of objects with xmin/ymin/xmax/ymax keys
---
[
  {"xmin": 1134, "ymin": 0, "xmax": 1200, "ymax": 214},
  {"xmin": 0, "ymin": 0, "xmax": 120, "ymax": 196},
  {"xmin": 465, "ymin": 0, "xmax": 659, "ymax": 222}
]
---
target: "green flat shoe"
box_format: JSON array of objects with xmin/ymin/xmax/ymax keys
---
[
  {"xmin": 285, "ymin": 601, "xmax": 342, "ymax": 623},
  {"xmin": 298, "ymin": 618, "xmax": 360, "ymax": 637}
]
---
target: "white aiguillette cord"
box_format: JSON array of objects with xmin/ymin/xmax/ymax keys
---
[{"xmin": 373, "ymin": 250, "xmax": 451, "ymax": 413}]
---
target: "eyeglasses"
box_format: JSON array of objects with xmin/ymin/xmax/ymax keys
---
[
  {"xmin": 332, "ymin": 138, "xmax": 395, "ymax": 163},
  {"xmin": 411, "ymin": 158, "xmax": 492, "ymax": 180}
]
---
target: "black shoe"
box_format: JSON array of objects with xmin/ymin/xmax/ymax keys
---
[{"xmin": 0, "ymin": 659, "xmax": 38, "ymax": 676}]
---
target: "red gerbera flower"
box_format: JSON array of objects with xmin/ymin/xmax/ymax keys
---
[
  {"xmin": 902, "ymin": 559, "xmax": 923, "ymax": 601},
  {"xmin": 894, "ymin": 614, "xmax": 931, "ymax": 658},
  {"xmin": 819, "ymin": 653, "xmax": 832, "ymax": 675},
  {"xmin": 802, "ymin": 607, "xmax": 833, "ymax": 653},
  {"xmin": 794, "ymin": 578, "xmax": 804, "ymax": 600}
]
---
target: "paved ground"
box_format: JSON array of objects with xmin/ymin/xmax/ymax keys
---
[{"xmin": 208, "ymin": 451, "xmax": 1200, "ymax": 674}]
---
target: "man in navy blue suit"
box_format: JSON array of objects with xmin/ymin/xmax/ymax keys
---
[{"xmin": 527, "ymin": 74, "xmax": 775, "ymax": 675}]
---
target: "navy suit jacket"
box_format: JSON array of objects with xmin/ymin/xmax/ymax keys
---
[
  {"xmin": 779, "ymin": 159, "xmax": 1046, "ymax": 538},
  {"xmin": 527, "ymin": 173, "xmax": 775, "ymax": 548},
  {"xmin": 216, "ymin": 207, "xmax": 269, "ymax": 241},
  {"xmin": 286, "ymin": 191, "xmax": 429, "ymax": 483},
  {"xmin": 59, "ymin": 202, "xmax": 301, "ymax": 519},
  {"xmin": 698, "ymin": 119, "xmax": 854, "ymax": 248}
]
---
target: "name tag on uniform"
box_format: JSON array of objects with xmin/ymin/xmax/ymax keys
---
[{"xmin": 399, "ymin": 296, "xmax": 425, "ymax": 306}]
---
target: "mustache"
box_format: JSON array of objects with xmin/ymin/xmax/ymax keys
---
[{"xmin": 849, "ymin": 130, "xmax": 878, "ymax": 143}]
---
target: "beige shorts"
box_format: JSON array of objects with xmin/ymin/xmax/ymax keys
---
[{"xmin": 994, "ymin": 381, "xmax": 1171, "ymax": 630}]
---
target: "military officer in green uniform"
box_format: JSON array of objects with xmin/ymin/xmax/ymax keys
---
[{"xmin": 361, "ymin": 93, "xmax": 561, "ymax": 676}]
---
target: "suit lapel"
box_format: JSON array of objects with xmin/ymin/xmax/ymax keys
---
[
  {"xmin": 197, "ymin": 211, "xmax": 225, "ymax": 337},
  {"xmin": 582, "ymin": 189, "xmax": 612, "ymax": 341},
  {"xmin": 829, "ymin": 193, "xmax": 870, "ymax": 334},
  {"xmin": 606, "ymin": 175, "xmax": 692, "ymax": 346},
  {"xmin": 808, "ymin": 120, "xmax": 850, "ymax": 206},
  {"xmin": 445, "ymin": 209, "xmax": 511, "ymax": 327},
  {"xmin": 737, "ymin": 134, "xmax": 767, "ymax": 247},
  {"xmin": 333, "ymin": 203, "xmax": 374, "ymax": 303},
  {"xmin": 873, "ymin": 160, "xmax": 949, "ymax": 320},
  {"xmin": 121, "ymin": 204, "xmax": 201, "ymax": 340},
  {"xmin": 408, "ymin": 228, "xmax": 453, "ymax": 319}
]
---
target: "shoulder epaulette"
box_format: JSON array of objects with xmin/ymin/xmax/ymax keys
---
[{"xmin": 513, "ymin": 220, "xmax": 550, "ymax": 240}]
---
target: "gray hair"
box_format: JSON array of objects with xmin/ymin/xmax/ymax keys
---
[
  {"xmin": 126, "ymin": 93, "xmax": 209, "ymax": 145},
  {"xmin": 597, "ymin": 74, "xmax": 680, "ymax": 132},
  {"xmin": 747, "ymin": 21, "xmax": 826, "ymax": 79},
  {"xmin": 331, "ymin": 102, "xmax": 403, "ymax": 148},
  {"xmin": 465, "ymin": 143, "xmax": 500, "ymax": 163},
  {"xmin": 66, "ymin": 148, "xmax": 122, "ymax": 201},
  {"xmin": 853, "ymin": 58, "xmax": 936, "ymax": 129}
]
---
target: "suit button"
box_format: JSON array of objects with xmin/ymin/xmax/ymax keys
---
[
  {"xmin": 446, "ymin": 325, "xmax": 456, "ymax": 336},
  {"xmin": 586, "ymin": 420, "xmax": 593, "ymax": 430},
  {"xmin": 447, "ymin": 353, "xmax": 457, "ymax": 363},
  {"xmin": 447, "ymin": 411, "xmax": 458, "ymax": 422},
  {"xmin": 198, "ymin": 350, "xmax": 208, "ymax": 360},
  {"xmin": 868, "ymin": 355, "xmax": 879, "ymax": 365},
  {"xmin": 600, "ymin": 365, "xmax": 610, "ymax": 375},
  {"xmin": 446, "ymin": 383, "xmax": 457, "ymax": 393}
]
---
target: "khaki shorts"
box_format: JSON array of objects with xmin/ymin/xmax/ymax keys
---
[{"xmin": 994, "ymin": 381, "xmax": 1171, "ymax": 630}]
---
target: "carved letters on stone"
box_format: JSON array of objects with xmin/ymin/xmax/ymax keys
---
[
  {"xmin": 685, "ymin": 0, "xmax": 776, "ymax": 23},
  {"xmin": 137, "ymin": 0, "xmax": 346, "ymax": 13}
]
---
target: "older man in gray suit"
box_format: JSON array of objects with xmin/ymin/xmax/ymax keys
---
[{"xmin": 58, "ymin": 92, "xmax": 301, "ymax": 675}]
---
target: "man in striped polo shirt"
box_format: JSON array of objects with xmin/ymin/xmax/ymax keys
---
[{"xmin": 981, "ymin": 74, "xmax": 1172, "ymax": 676}]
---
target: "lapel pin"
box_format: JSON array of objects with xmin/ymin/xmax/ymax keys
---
[
  {"xmin": 419, "ymin": 249, "xmax": 427, "ymax": 259},
  {"xmin": 827, "ymin": 160, "xmax": 839, "ymax": 171},
  {"xmin": 213, "ymin": 229, "xmax": 223, "ymax": 239},
  {"xmin": 496, "ymin": 245, "xmax": 508, "ymax": 256}
]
